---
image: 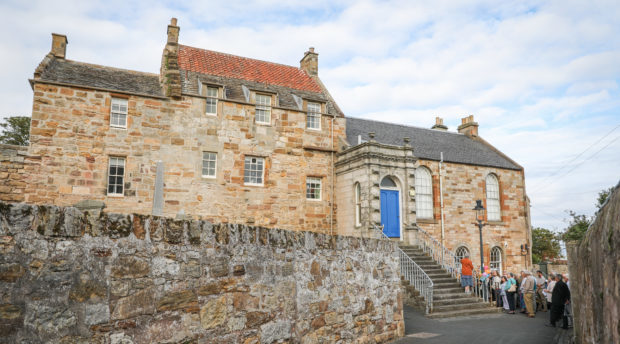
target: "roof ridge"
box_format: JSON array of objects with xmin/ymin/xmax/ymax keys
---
[
  {"xmin": 179, "ymin": 44, "xmax": 307, "ymax": 74},
  {"xmin": 347, "ymin": 116, "xmax": 465, "ymax": 136},
  {"xmin": 60, "ymin": 59, "xmax": 160, "ymax": 77}
]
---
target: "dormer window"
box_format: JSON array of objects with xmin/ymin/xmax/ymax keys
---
[
  {"xmin": 307, "ymin": 102, "xmax": 321, "ymax": 130},
  {"xmin": 255, "ymin": 93, "xmax": 271, "ymax": 124},
  {"xmin": 205, "ymin": 86, "xmax": 218, "ymax": 115}
]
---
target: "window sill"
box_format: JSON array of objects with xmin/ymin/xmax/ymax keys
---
[
  {"xmin": 306, "ymin": 198, "xmax": 322, "ymax": 202},
  {"xmin": 110, "ymin": 125, "xmax": 127, "ymax": 130},
  {"xmin": 256, "ymin": 122, "xmax": 271, "ymax": 126},
  {"xmin": 201, "ymin": 175, "xmax": 216, "ymax": 180},
  {"xmin": 107, "ymin": 194, "xmax": 124, "ymax": 198},
  {"xmin": 306, "ymin": 127, "xmax": 321, "ymax": 131},
  {"xmin": 205, "ymin": 113, "xmax": 218, "ymax": 117},
  {"xmin": 244, "ymin": 183, "xmax": 264, "ymax": 187},
  {"xmin": 416, "ymin": 218, "xmax": 437, "ymax": 224},
  {"xmin": 486, "ymin": 221, "xmax": 505, "ymax": 226}
]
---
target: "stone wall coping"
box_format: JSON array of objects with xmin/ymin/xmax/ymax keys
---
[
  {"xmin": 30, "ymin": 79, "xmax": 169, "ymax": 100},
  {"xmin": 0, "ymin": 201, "xmax": 396, "ymax": 254},
  {"xmin": 0, "ymin": 143, "xmax": 28, "ymax": 151}
]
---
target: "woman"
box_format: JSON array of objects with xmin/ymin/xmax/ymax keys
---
[
  {"xmin": 500, "ymin": 276, "xmax": 510, "ymax": 312},
  {"xmin": 545, "ymin": 273, "xmax": 556, "ymax": 310},
  {"xmin": 504, "ymin": 273, "xmax": 517, "ymax": 314}
]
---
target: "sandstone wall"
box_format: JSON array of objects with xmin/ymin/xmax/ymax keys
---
[
  {"xmin": 0, "ymin": 144, "xmax": 31, "ymax": 203},
  {"xmin": 0, "ymin": 201, "xmax": 403, "ymax": 344},
  {"xmin": 415, "ymin": 160, "xmax": 531, "ymax": 274},
  {"xmin": 24, "ymin": 83, "xmax": 345, "ymax": 233},
  {"xmin": 567, "ymin": 182, "xmax": 620, "ymax": 344}
]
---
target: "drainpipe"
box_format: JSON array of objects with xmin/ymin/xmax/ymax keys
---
[
  {"xmin": 440, "ymin": 152, "xmax": 445, "ymax": 265},
  {"xmin": 330, "ymin": 116, "xmax": 334, "ymax": 236}
]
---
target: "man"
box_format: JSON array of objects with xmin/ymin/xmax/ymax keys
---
[
  {"xmin": 460, "ymin": 254, "xmax": 474, "ymax": 293},
  {"xmin": 546, "ymin": 274, "xmax": 571, "ymax": 329},
  {"xmin": 563, "ymin": 274, "xmax": 573, "ymax": 328},
  {"xmin": 545, "ymin": 273, "xmax": 556, "ymax": 310},
  {"xmin": 535, "ymin": 270, "xmax": 548, "ymax": 312},
  {"xmin": 521, "ymin": 270, "xmax": 536, "ymax": 318}
]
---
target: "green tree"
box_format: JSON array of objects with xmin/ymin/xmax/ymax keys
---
[
  {"xmin": 531, "ymin": 227, "xmax": 562, "ymax": 264},
  {"xmin": 561, "ymin": 210, "xmax": 592, "ymax": 242},
  {"xmin": 596, "ymin": 187, "xmax": 613, "ymax": 210},
  {"xmin": 0, "ymin": 116, "xmax": 31, "ymax": 146}
]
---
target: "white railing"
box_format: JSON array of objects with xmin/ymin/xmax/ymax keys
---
[
  {"xmin": 372, "ymin": 225, "xmax": 434, "ymax": 314},
  {"xmin": 415, "ymin": 226, "xmax": 491, "ymax": 303}
]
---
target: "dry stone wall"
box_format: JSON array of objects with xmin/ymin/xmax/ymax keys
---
[
  {"xmin": 567, "ymin": 182, "xmax": 620, "ymax": 344},
  {"xmin": 0, "ymin": 201, "xmax": 403, "ymax": 344}
]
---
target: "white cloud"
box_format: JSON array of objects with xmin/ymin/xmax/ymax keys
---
[{"xmin": 0, "ymin": 0, "xmax": 619, "ymax": 231}]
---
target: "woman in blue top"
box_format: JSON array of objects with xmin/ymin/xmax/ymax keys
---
[{"xmin": 504, "ymin": 273, "xmax": 517, "ymax": 314}]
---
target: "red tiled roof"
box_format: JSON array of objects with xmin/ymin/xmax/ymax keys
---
[{"xmin": 178, "ymin": 45, "xmax": 322, "ymax": 93}]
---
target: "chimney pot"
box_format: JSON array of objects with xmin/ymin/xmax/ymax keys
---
[
  {"xmin": 457, "ymin": 115, "xmax": 479, "ymax": 137},
  {"xmin": 170, "ymin": 18, "xmax": 177, "ymax": 26},
  {"xmin": 300, "ymin": 47, "xmax": 319, "ymax": 76},
  {"xmin": 431, "ymin": 116, "xmax": 448, "ymax": 131},
  {"xmin": 51, "ymin": 33, "xmax": 68, "ymax": 59}
]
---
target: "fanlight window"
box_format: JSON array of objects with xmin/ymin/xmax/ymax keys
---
[{"xmin": 380, "ymin": 176, "xmax": 397, "ymax": 188}]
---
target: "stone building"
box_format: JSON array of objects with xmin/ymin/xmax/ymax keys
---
[
  {"xmin": 23, "ymin": 19, "xmax": 345, "ymax": 233},
  {"xmin": 1, "ymin": 18, "xmax": 532, "ymax": 272},
  {"xmin": 336, "ymin": 116, "xmax": 532, "ymax": 273}
]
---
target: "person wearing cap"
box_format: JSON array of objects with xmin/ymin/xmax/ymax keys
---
[{"xmin": 520, "ymin": 270, "xmax": 536, "ymax": 318}]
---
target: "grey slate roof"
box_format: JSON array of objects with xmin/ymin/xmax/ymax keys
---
[
  {"xmin": 346, "ymin": 117, "xmax": 521, "ymax": 170},
  {"xmin": 180, "ymin": 70, "xmax": 343, "ymax": 117},
  {"xmin": 37, "ymin": 57, "xmax": 164, "ymax": 97}
]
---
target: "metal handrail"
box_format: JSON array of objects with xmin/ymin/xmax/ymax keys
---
[
  {"xmin": 372, "ymin": 225, "xmax": 434, "ymax": 314},
  {"xmin": 415, "ymin": 226, "xmax": 490, "ymax": 303}
]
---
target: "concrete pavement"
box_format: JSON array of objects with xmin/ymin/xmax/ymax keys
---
[{"xmin": 393, "ymin": 305, "xmax": 573, "ymax": 344}]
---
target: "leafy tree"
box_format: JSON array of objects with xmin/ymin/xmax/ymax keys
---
[
  {"xmin": 0, "ymin": 116, "xmax": 31, "ymax": 146},
  {"xmin": 596, "ymin": 187, "xmax": 613, "ymax": 210},
  {"xmin": 531, "ymin": 227, "xmax": 562, "ymax": 263},
  {"xmin": 561, "ymin": 210, "xmax": 592, "ymax": 242}
]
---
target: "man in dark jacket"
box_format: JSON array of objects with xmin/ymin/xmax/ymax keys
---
[{"xmin": 546, "ymin": 274, "xmax": 571, "ymax": 328}]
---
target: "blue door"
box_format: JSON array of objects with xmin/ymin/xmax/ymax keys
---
[{"xmin": 380, "ymin": 190, "xmax": 400, "ymax": 237}]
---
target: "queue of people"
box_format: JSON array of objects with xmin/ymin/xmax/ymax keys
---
[{"xmin": 459, "ymin": 255, "xmax": 572, "ymax": 329}]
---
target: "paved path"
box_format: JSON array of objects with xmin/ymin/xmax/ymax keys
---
[{"xmin": 393, "ymin": 305, "xmax": 573, "ymax": 344}]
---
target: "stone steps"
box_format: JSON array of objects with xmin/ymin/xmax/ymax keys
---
[
  {"xmin": 399, "ymin": 244, "xmax": 499, "ymax": 319},
  {"xmin": 426, "ymin": 306, "xmax": 502, "ymax": 319}
]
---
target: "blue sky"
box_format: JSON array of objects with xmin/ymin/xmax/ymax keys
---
[{"xmin": 1, "ymin": 0, "xmax": 619, "ymax": 233}]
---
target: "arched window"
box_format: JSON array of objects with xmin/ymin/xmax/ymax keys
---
[
  {"xmin": 354, "ymin": 182, "xmax": 361, "ymax": 227},
  {"xmin": 415, "ymin": 167, "xmax": 433, "ymax": 219},
  {"xmin": 490, "ymin": 246, "xmax": 502, "ymax": 274},
  {"xmin": 455, "ymin": 246, "xmax": 470, "ymax": 261},
  {"xmin": 380, "ymin": 176, "xmax": 397, "ymax": 188},
  {"xmin": 486, "ymin": 174, "xmax": 500, "ymax": 221}
]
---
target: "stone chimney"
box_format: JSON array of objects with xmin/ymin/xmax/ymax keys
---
[
  {"xmin": 160, "ymin": 18, "xmax": 182, "ymax": 99},
  {"xmin": 457, "ymin": 115, "xmax": 479, "ymax": 137},
  {"xmin": 431, "ymin": 117, "xmax": 448, "ymax": 131},
  {"xmin": 51, "ymin": 33, "xmax": 68, "ymax": 59},
  {"xmin": 300, "ymin": 47, "xmax": 318, "ymax": 76}
]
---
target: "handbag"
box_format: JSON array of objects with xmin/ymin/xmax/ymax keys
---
[{"xmin": 508, "ymin": 284, "xmax": 517, "ymax": 292}]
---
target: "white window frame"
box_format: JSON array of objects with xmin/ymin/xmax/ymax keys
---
[
  {"xmin": 415, "ymin": 167, "xmax": 433, "ymax": 219},
  {"xmin": 306, "ymin": 177, "xmax": 322, "ymax": 200},
  {"xmin": 202, "ymin": 152, "xmax": 217, "ymax": 178},
  {"xmin": 244, "ymin": 156, "xmax": 265, "ymax": 186},
  {"xmin": 306, "ymin": 102, "xmax": 321, "ymax": 130},
  {"xmin": 255, "ymin": 94, "xmax": 271, "ymax": 124},
  {"xmin": 110, "ymin": 98, "xmax": 128, "ymax": 129},
  {"xmin": 490, "ymin": 246, "xmax": 502, "ymax": 274},
  {"xmin": 354, "ymin": 182, "xmax": 361, "ymax": 227},
  {"xmin": 455, "ymin": 246, "xmax": 470, "ymax": 262},
  {"xmin": 486, "ymin": 174, "xmax": 501, "ymax": 221},
  {"xmin": 205, "ymin": 86, "xmax": 218, "ymax": 116},
  {"xmin": 107, "ymin": 156, "xmax": 125, "ymax": 196}
]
